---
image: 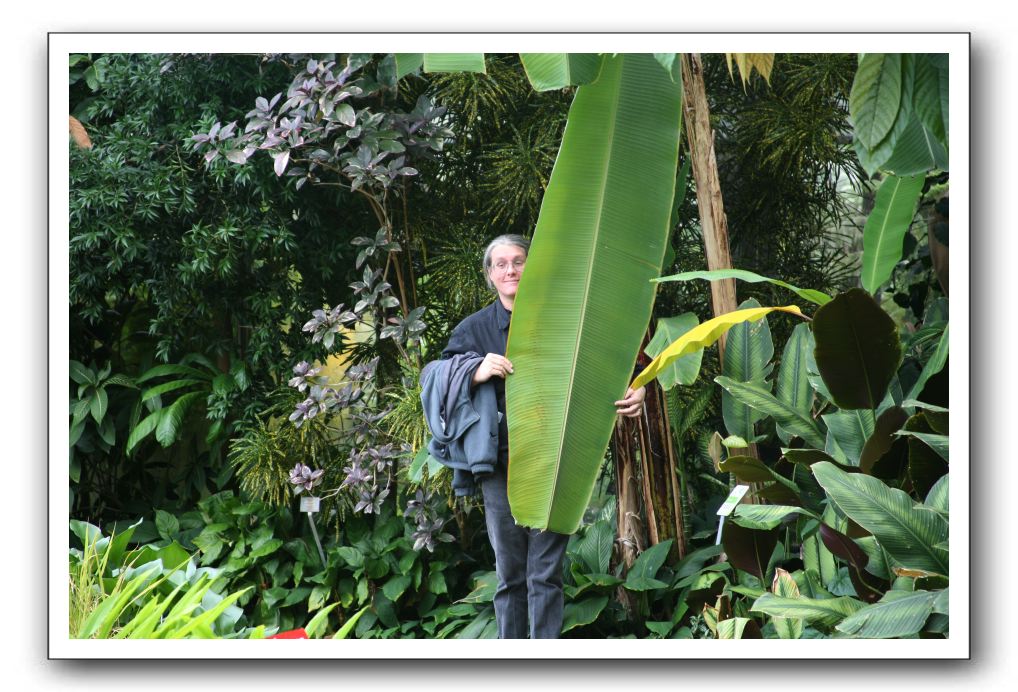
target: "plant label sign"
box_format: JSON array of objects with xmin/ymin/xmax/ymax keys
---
[
  {"xmin": 716, "ymin": 485, "xmax": 750, "ymax": 517},
  {"xmin": 300, "ymin": 496, "xmax": 321, "ymax": 514},
  {"xmin": 715, "ymin": 484, "xmax": 750, "ymax": 546}
]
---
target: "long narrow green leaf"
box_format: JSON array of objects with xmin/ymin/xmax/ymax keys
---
[
  {"xmin": 655, "ymin": 269, "xmax": 832, "ymax": 306},
  {"xmin": 861, "ymin": 174, "xmax": 925, "ymax": 293},
  {"xmin": 714, "ymin": 376, "xmax": 826, "ymax": 449},
  {"xmin": 126, "ymin": 408, "xmax": 165, "ymax": 454},
  {"xmin": 771, "ymin": 568, "xmax": 804, "ymax": 640},
  {"xmin": 141, "ymin": 378, "xmax": 203, "ymax": 402},
  {"xmin": 835, "ymin": 590, "xmax": 937, "ymax": 638},
  {"xmin": 914, "ymin": 54, "xmax": 948, "ymax": 146},
  {"xmin": 422, "ymin": 54, "xmax": 486, "ymax": 73},
  {"xmin": 519, "ymin": 54, "xmax": 603, "ymax": 91},
  {"xmin": 722, "ymin": 298, "xmax": 773, "ymax": 442},
  {"xmin": 731, "ymin": 504, "xmax": 817, "ymax": 530},
  {"xmin": 155, "ymin": 392, "xmax": 203, "ymax": 447},
  {"xmin": 136, "ymin": 364, "xmax": 210, "ymax": 383},
  {"xmin": 775, "ymin": 324, "xmax": 815, "ymax": 444},
  {"xmin": 631, "ymin": 306, "xmax": 804, "ymax": 391},
  {"xmin": 812, "ymin": 461, "xmax": 948, "ymax": 575},
  {"xmin": 333, "ymin": 606, "xmax": 371, "ymax": 639},
  {"xmin": 906, "ymin": 323, "xmax": 949, "ymax": 402},
  {"xmin": 505, "ymin": 54, "xmax": 682, "ymax": 534}
]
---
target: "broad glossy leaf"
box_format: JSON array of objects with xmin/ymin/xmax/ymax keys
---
[
  {"xmin": 882, "ymin": 115, "xmax": 948, "ymax": 175},
  {"xmin": 655, "ymin": 269, "xmax": 832, "ymax": 306},
  {"xmin": 505, "ymin": 54, "xmax": 682, "ymax": 533},
  {"xmin": 69, "ymin": 360, "xmax": 93, "ymax": 385},
  {"xmin": 644, "ymin": 314, "xmax": 703, "ymax": 389},
  {"xmin": 519, "ymin": 54, "xmax": 603, "ymax": 91},
  {"xmin": 751, "ymin": 593, "xmax": 865, "ymax": 628},
  {"xmin": 731, "ymin": 504, "xmax": 816, "ymax": 530},
  {"xmin": 717, "ymin": 617, "xmax": 762, "ymax": 639},
  {"xmin": 850, "ymin": 54, "xmax": 903, "ymax": 149},
  {"xmin": 860, "ymin": 406, "xmax": 908, "ymax": 474},
  {"xmin": 653, "ymin": 53, "xmax": 682, "ymax": 82},
  {"xmin": 632, "ymin": 306, "xmax": 803, "ymax": 391},
  {"xmin": 812, "ymin": 289, "xmax": 902, "ymax": 410},
  {"xmin": 574, "ymin": 519, "xmax": 614, "ymax": 575},
  {"xmin": 812, "ymin": 461, "xmax": 948, "ymax": 575},
  {"xmin": 775, "ymin": 324, "xmax": 815, "ymax": 444},
  {"xmin": 925, "ymin": 474, "xmax": 949, "ymax": 513},
  {"xmin": 822, "ymin": 410, "xmax": 876, "ymax": 467},
  {"xmin": 771, "ymin": 568, "xmax": 804, "ymax": 639},
  {"xmin": 819, "ymin": 523, "xmax": 887, "ymax": 603},
  {"xmin": 714, "ymin": 377, "xmax": 826, "ymax": 450},
  {"xmin": 561, "ymin": 595, "xmax": 609, "ymax": 633},
  {"xmin": 141, "ymin": 378, "xmax": 203, "ymax": 402},
  {"xmin": 423, "ymin": 54, "xmax": 486, "ymax": 74},
  {"xmin": 722, "ymin": 298, "xmax": 773, "ymax": 442},
  {"xmin": 853, "ymin": 53, "xmax": 915, "ymax": 177},
  {"xmin": 89, "ymin": 387, "xmax": 108, "ymax": 424},
  {"xmin": 861, "ymin": 174, "xmax": 925, "ymax": 293},
  {"xmin": 722, "ymin": 521, "xmax": 779, "ymax": 581},
  {"xmin": 835, "ymin": 590, "xmax": 937, "ymax": 638},
  {"xmin": 625, "ymin": 539, "xmax": 673, "ymax": 590}
]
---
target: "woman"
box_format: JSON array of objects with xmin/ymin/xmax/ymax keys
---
[{"xmin": 439, "ymin": 234, "xmax": 645, "ymax": 639}]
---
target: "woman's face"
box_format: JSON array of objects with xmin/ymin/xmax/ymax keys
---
[{"xmin": 487, "ymin": 244, "xmax": 527, "ymax": 303}]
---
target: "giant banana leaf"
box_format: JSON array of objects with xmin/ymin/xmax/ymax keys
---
[
  {"xmin": 721, "ymin": 298, "xmax": 774, "ymax": 443},
  {"xmin": 519, "ymin": 54, "xmax": 603, "ymax": 92},
  {"xmin": 906, "ymin": 322, "xmax": 949, "ymax": 402},
  {"xmin": 835, "ymin": 590, "xmax": 938, "ymax": 638},
  {"xmin": 422, "ymin": 54, "xmax": 486, "ymax": 73},
  {"xmin": 654, "ymin": 268, "xmax": 832, "ymax": 306},
  {"xmin": 812, "ymin": 461, "xmax": 949, "ymax": 575},
  {"xmin": 505, "ymin": 54, "xmax": 682, "ymax": 534},
  {"xmin": 775, "ymin": 323, "xmax": 815, "ymax": 444},
  {"xmin": 861, "ymin": 174, "xmax": 925, "ymax": 293},
  {"xmin": 631, "ymin": 305, "xmax": 804, "ymax": 391}
]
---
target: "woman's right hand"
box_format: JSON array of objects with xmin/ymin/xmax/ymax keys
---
[{"xmin": 472, "ymin": 353, "xmax": 514, "ymax": 384}]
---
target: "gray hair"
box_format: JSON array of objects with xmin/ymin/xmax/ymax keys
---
[{"xmin": 482, "ymin": 234, "xmax": 530, "ymax": 290}]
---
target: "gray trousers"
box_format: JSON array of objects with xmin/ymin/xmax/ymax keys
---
[{"xmin": 479, "ymin": 464, "xmax": 570, "ymax": 639}]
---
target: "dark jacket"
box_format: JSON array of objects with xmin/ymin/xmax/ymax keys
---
[
  {"xmin": 420, "ymin": 352, "xmax": 500, "ymax": 496},
  {"xmin": 441, "ymin": 300, "xmax": 513, "ymax": 465}
]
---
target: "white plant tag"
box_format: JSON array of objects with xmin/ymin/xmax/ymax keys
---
[
  {"xmin": 300, "ymin": 496, "xmax": 321, "ymax": 513},
  {"xmin": 716, "ymin": 484, "xmax": 750, "ymax": 517}
]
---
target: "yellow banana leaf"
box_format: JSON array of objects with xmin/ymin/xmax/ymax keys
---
[{"xmin": 630, "ymin": 306, "xmax": 805, "ymax": 391}]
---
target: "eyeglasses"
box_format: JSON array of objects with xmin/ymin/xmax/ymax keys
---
[{"xmin": 491, "ymin": 259, "xmax": 526, "ymax": 274}]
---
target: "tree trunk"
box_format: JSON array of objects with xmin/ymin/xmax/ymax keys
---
[
  {"xmin": 680, "ymin": 53, "xmax": 739, "ymax": 359},
  {"xmin": 681, "ymin": 53, "xmax": 763, "ymax": 487}
]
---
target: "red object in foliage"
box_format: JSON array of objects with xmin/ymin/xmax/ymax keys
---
[{"xmin": 267, "ymin": 628, "xmax": 309, "ymax": 639}]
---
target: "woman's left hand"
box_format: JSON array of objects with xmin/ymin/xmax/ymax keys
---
[{"xmin": 614, "ymin": 386, "xmax": 646, "ymax": 418}]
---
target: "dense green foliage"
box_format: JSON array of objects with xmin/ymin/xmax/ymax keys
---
[{"xmin": 68, "ymin": 52, "xmax": 949, "ymax": 639}]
